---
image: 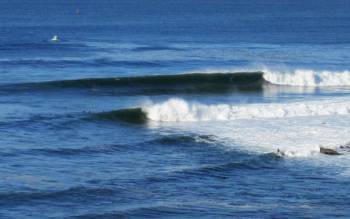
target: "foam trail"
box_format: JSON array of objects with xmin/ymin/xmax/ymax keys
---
[
  {"xmin": 263, "ymin": 69, "xmax": 350, "ymax": 86},
  {"xmin": 144, "ymin": 98, "xmax": 350, "ymax": 122}
]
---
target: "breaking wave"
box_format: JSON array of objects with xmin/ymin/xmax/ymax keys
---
[
  {"xmin": 3, "ymin": 69, "xmax": 350, "ymax": 94},
  {"xmin": 263, "ymin": 69, "xmax": 350, "ymax": 86},
  {"xmin": 144, "ymin": 98, "xmax": 350, "ymax": 122},
  {"xmin": 94, "ymin": 98, "xmax": 350, "ymax": 123}
]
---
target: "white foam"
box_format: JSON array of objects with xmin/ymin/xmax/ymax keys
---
[
  {"xmin": 263, "ymin": 68, "xmax": 350, "ymax": 87},
  {"xmin": 186, "ymin": 67, "xmax": 350, "ymax": 87},
  {"xmin": 143, "ymin": 98, "xmax": 350, "ymax": 122}
]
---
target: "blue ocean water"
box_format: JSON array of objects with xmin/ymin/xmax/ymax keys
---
[{"xmin": 1, "ymin": 0, "xmax": 350, "ymax": 218}]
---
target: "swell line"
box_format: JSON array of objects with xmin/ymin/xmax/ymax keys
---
[{"xmin": 0, "ymin": 72, "xmax": 266, "ymax": 96}]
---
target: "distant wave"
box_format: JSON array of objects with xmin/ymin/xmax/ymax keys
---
[
  {"xmin": 132, "ymin": 45, "xmax": 184, "ymax": 52},
  {"xmin": 2, "ymin": 72, "xmax": 265, "ymax": 94},
  {"xmin": 0, "ymin": 42, "xmax": 87, "ymax": 51},
  {"xmin": 263, "ymin": 69, "xmax": 350, "ymax": 86},
  {"xmin": 0, "ymin": 58, "xmax": 162, "ymax": 68},
  {"xmin": 3, "ymin": 70, "xmax": 350, "ymax": 94},
  {"xmin": 187, "ymin": 68, "xmax": 350, "ymax": 87}
]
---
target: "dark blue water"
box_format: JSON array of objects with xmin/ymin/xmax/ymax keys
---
[{"xmin": 1, "ymin": 1, "xmax": 350, "ymax": 218}]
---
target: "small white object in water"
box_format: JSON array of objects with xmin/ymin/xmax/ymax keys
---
[{"xmin": 50, "ymin": 35, "xmax": 59, "ymax": 42}]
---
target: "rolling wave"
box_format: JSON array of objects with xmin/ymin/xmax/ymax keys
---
[
  {"xmin": 1, "ymin": 72, "xmax": 265, "ymax": 94},
  {"xmin": 0, "ymin": 69, "xmax": 350, "ymax": 92},
  {"xmin": 95, "ymin": 98, "xmax": 350, "ymax": 123},
  {"xmin": 264, "ymin": 69, "xmax": 350, "ymax": 86},
  {"xmin": 144, "ymin": 98, "xmax": 350, "ymax": 122},
  {"xmin": 2, "ymin": 70, "xmax": 350, "ymax": 95}
]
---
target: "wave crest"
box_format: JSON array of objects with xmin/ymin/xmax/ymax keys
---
[
  {"xmin": 263, "ymin": 69, "xmax": 350, "ymax": 86},
  {"xmin": 2, "ymin": 72, "xmax": 265, "ymax": 94},
  {"xmin": 144, "ymin": 98, "xmax": 350, "ymax": 122}
]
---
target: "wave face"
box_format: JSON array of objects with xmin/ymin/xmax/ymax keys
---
[
  {"xmin": 263, "ymin": 69, "xmax": 350, "ymax": 86},
  {"xmin": 5, "ymin": 69, "xmax": 350, "ymax": 94},
  {"xmin": 2, "ymin": 72, "xmax": 265, "ymax": 94},
  {"xmin": 43, "ymin": 72, "xmax": 264, "ymax": 87},
  {"xmin": 143, "ymin": 98, "xmax": 350, "ymax": 122},
  {"xmin": 4, "ymin": 70, "xmax": 350, "ymax": 95},
  {"xmin": 93, "ymin": 108, "xmax": 148, "ymax": 124}
]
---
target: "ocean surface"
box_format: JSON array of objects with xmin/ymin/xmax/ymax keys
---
[{"xmin": 1, "ymin": 0, "xmax": 350, "ymax": 218}]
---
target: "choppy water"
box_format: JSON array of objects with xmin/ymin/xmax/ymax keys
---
[{"xmin": 1, "ymin": 0, "xmax": 350, "ymax": 218}]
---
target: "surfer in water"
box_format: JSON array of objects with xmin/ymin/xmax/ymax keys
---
[
  {"xmin": 277, "ymin": 146, "xmax": 345, "ymax": 157},
  {"xmin": 50, "ymin": 35, "xmax": 59, "ymax": 42}
]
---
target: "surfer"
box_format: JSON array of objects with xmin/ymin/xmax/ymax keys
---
[
  {"xmin": 276, "ymin": 149, "xmax": 286, "ymax": 156},
  {"xmin": 276, "ymin": 146, "xmax": 343, "ymax": 156},
  {"xmin": 50, "ymin": 35, "xmax": 59, "ymax": 42},
  {"xmin": 319, "ymin": 147, "xmax": 341, "ymax": 155}
]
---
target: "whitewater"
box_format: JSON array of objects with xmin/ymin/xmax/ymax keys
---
[
  {"xmin": 192, "ymin": 68, "xmax": 350, "ymax": 87},
  {"xmin": 144, "ymin": 97, "xmax": 350, "ymax": 122},
  {"xmin": 263, "ymin": 68, "xmax": 350, "ymax": 86}
]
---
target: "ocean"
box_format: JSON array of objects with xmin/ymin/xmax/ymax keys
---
[{"xmin": 1, "ymin": 0, "xmax": 350, "ymax": 218}]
